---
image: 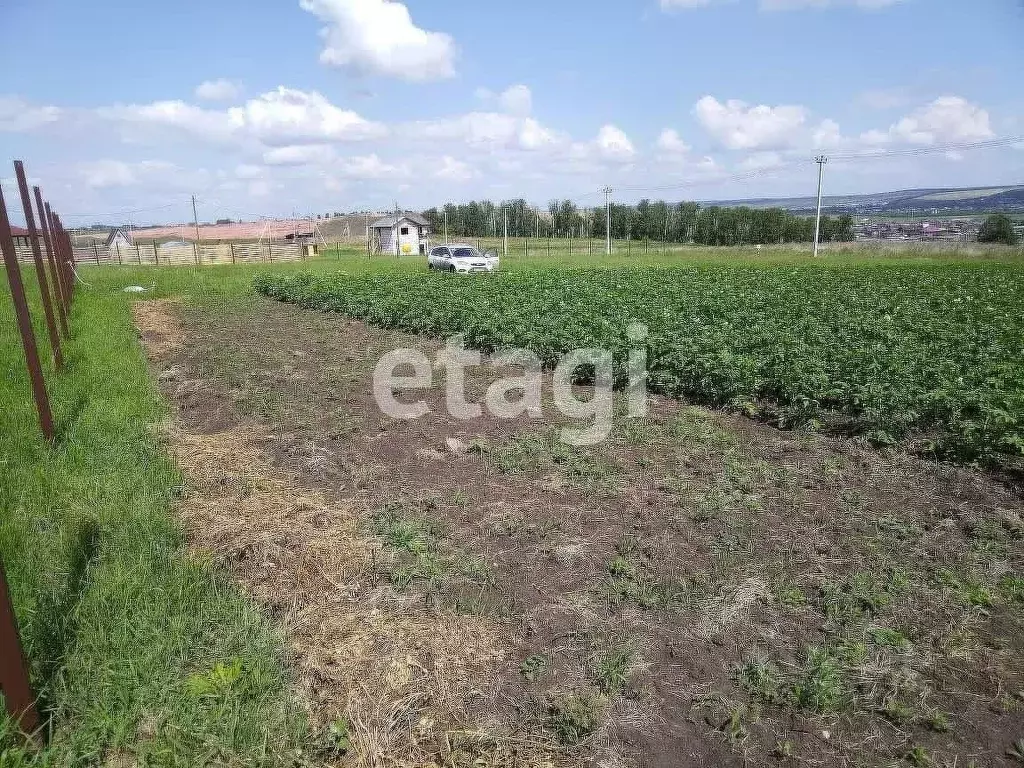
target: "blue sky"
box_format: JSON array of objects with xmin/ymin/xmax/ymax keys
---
[{"xmin": 1, "ymin": 0, "xmax": 1022, "ymax": 225}]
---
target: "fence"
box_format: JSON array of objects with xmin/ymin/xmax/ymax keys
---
[
  {"xmin": 12, "ymin": 239, "xmax": 304, "ymax": 267},
  {"xmin": 0, "ymin": 159, "xmax": 76, "ymax": 745}
]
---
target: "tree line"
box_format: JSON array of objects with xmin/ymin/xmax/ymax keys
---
[{"xmin": 421, "ymin": 199, "xmax": 855, "ymax": 246}]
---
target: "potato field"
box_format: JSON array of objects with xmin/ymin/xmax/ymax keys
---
[{"xmin": 257, "ymin": 262, "xmax": 1024, "ymax": 466}]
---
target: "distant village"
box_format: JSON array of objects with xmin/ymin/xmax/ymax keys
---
[{"xmin": 853, "ymin": 217, "xmax": 1024, "ymax": 243}]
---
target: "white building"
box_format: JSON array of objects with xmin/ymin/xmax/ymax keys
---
[
  {"xmin": 371, "ymin": 213, "xmax": 431, "ymax": 256},
  {"xmin": 105, "ymin": 228, "xmax": 133, "ymax": 261}
]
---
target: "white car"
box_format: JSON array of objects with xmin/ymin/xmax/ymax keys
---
[{"xmin": 427, "ymin": 244, "xmax": 500, "ymax": 273}]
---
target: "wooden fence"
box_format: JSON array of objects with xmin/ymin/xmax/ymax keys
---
[{"xmin": 11, "ymin": 239, "xmax": 304, "ymax": 267}]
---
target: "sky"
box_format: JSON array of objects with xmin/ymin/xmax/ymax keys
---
[{"xmin": 1, "ymin": 0, "xmax": 1023, "ymax": 225}]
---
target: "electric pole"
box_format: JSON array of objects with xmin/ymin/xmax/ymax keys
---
[
  {"xmin": 813, "ymin": 156, "xmax": 828, "ymax": 258},
  {"xmin": 502, "ymin": 205, "xmax": 508, "ymax": 257},
  {"xmin": 602, "ymin": 186, "xmax": 613, "ymax": 255},
  {"xmin": 443, "ymin": 206, "xmax": 449, "ymax": 243},
  {"xmin": 192, "ymin": 195, "xmax": 201, "ymax": 245}
]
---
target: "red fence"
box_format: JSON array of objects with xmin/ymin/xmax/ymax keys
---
[{"xmin": 0, "ymin": 159, "xmax": 77, "ymax": 745}]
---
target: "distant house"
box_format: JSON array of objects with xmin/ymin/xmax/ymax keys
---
[
  {"xmin": 9, "ymin": 225, "xmax": 35, "ymax": 249},
  {"xmin": 105, "ymin": 228, "xmax": 133, "ymax": 261},
  {"xmin": 370, "ymin": 213, "xmax": 431, "ymax": 256}
]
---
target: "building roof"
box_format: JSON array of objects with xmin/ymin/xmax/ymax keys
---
[
  {"xmin": 371, "ymin": 212, "xmax": 430, "ymax": 229},
  {"xmin": 9, "ymin": 225, "xmax": 32, "ymax": 237},
  {"xmin": 105, "ymin": 227, "xmax": 133, "ymax": 247}
]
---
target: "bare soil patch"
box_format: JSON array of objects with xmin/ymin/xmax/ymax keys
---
[{"xmin": 136, "ymin": 297, "xmax": 1024, "ymax": 768}]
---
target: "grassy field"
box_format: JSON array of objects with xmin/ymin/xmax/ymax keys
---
[{"xmin": 2, "ymin": 246, "xmax": 1022, "ymax": 767}]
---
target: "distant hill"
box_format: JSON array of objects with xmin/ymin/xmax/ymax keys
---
[{"xmin": 706, "ymin": 185, "xmax": 1024, "ymax": 217}]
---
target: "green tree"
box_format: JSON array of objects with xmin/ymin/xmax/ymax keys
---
[{"xmin": 978, "ymin": 214, "xmax": 1019, "ymax": 245}]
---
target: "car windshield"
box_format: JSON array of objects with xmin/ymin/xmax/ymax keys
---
[{"xmin": 451, "ymin": 247, "xmax": 480, "ymax": 259}]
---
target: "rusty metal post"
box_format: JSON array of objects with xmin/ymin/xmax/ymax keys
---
[
  {"xmin": 60, "ymin": 219, "xmax": 76, "ymax": 303},
  {"xmin": 33, "ymin": 187, "xmax": 68, "ymax": 337},
  {"xmin": 0, "ymin": 557, "xmax": 40, "ymax": 743},
  {"xmin": 47, "ymin": 206, "xmax": 72, "ymax": 306},
  {"xmin": 0, "ymin": 186, "xmax": 54, "ymax": 439},
  {"xmin": 14, "ymin": 162, "xmax": 62, "ymax": 371}
]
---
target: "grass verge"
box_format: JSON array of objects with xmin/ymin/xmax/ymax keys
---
[{"xmin": 0, "ymin": 267, "xmax": 308, "ymax": 765}]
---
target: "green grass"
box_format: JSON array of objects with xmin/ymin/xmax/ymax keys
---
[{"xmin": 0, "ymin": 264, "xmax": 312, "ymax": 765}]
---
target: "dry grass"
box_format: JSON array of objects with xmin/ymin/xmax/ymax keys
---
[{"xmin": 135, "ymin": 300, "xmax": 565, "ymax": 768}]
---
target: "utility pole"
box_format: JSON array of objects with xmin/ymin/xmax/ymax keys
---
[
  {"xmin": 192, "ymin": 195, "xmax": 201, "ymax": 245},
  {"xmin": 602, "ymin": 186, "xmax": 613, "ymax": 255},
  {"xmin": 394, "ymin": 201, "xmax": 400, "ymax": 258},
  {"xmin": 443, "ymin": 206, "xmax": 449, "ymax": 243},
  {"xmin": 813, "ymin": 156, "xmax": 828, "ymax": 258}
]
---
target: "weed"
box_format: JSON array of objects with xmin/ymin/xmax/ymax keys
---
[
  {"xmin": 521, "ymin": 654, "xmax": 550, "ymax": 682},
  {"xmin": 546, "ymin": 693, "xmax": 603, "ymax": 746},
  {"xmin": 605, "ymin": 549, "xmax": 678, "ymax": 609},
  {"xmin": 1008, "ymin": 739, "xmax": 1024, "ymax": 762},
  {"xmin": 868, "ymin": 625, "xmax": 911, "ymax": 650},
  {"xmin": 736, "ymin": 658, "xmax": 783, "ymax": 704},
  {"xmin": 820, "ymin": 570, "xmax": 907, "ymax": 625},
  {"xmin": 791, "ymin": 646, "xmax": 849, "ymax": 713},
  {"xmin": 905, "ymin": 745, "xmax": 934, "ymax": 766},
  {"xmin": 777, "ymin": 583, "xmax": 808, "ymax": 609},
  {"xmin": 998, "ymin": 573, "xmax": 1024, "ymax": 603},
  {"xmin": 935, "ymin": 569, "xmax": 994, "ymax": 608},
  {"xmin": 594, "ymin": 646, "xmax": 633, "ymax": 695},
  {"xmin": 187, "ymin": 658, "xmax": 245, "ymax": 699}
]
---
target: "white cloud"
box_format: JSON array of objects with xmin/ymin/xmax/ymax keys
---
[
  {"xmin": 660, "ymin": 0, "xmax": 716, "ymax": 8},
  {"xmin": 812, "ymin": 118, "xmax": 843, "ymax": 148},
  {"xmin": 0, "ymin": 96, "xmax": 61, "ymax": 132},
  {"xmin": 889, "ymin": 96, "xmax": 993, "ymax": 145},
  {"xmin": 662, "ymin": 0, "xmax": 902, "ymax": 9},
  {"xmin": 760, "ymin": 0, "xmax": 903, "ymax": 8},
  {"xmin": 413, "ymin": 111, "xmax": 562, "ymax": 152},
  {"xmin": 229, "ymin": 87, "xmax": 386, "ymax": 145},
  {"xmin": 656, "ymin": 128, "xmax": 691, "ymax": 154},
  {"xmin": 739, "ymin": 151, "xmax": 784, "ymax": 171},
  {"xmin": 235, "ymin": 164, "xmax": 265, "ymax": 180},
  {"xmin": 593, "ymin": 125, "xmax": 636, "ymax": 162},
  {"xmin": 98, "ymin": 100, "xmax": 237, "ymax": 142},
  {"xmin": 499, "ymin": 85, "xmax": 532, "ymax": 117},
  {"xmin": 195, "ymin": 79, "xmax": 241, "ymax": 102},
  {"xmin": 262, "ymin": 144, "xmax": 337, "ymax": 166},
  {"xmin": 435, "ymin": 156, "xmax": 476, "ymax": 181},
  {"xmin": 78, "ymin": 159, "xmax": 176, "ymax": 189},
  {"xmin": 100, "ymin": 87, "xmax": 385, "ymax": 147},
  {"xmin": 339, "ymin": 153, "xmax": 407, "ymax": 179},
  {"xmin": 694, "ymin": 95, "xmax": 807, "ymax": 150},
  {"xmin": 299, "ymin": 0, "xmax": 456, "ymax": 81}
]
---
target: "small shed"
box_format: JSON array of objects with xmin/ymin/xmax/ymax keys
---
[
  {"xmin": 371, "ymin": 213, "xmax": 431, "ymax": 256},
  {"xmin": 9, "ymin": 225, "xmax": 36, "ymax": 249},
  {"xmin": 105, "ymin": 228, "xmax": 133, "ymax": 261}
]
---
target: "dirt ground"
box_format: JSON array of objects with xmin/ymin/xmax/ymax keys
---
[{"xmin": 133, "ymin": 297, "xmax": 1024, "ymax": 768}]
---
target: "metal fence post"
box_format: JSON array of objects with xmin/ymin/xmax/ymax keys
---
[
  {"xmin": 93, "ymin": 242, "xmax": 100, "ymax": 265},
  {"xmin": 0, "ymin": 558, "xmax": 40, "ymax": 743},
  {"xmin": 44, "ymin": 204, "xmax": 70, "ymax": 307},
  {"xmin": 14, "ymin": 162, "xmax": 62, "ymax": 371},
  {"xmin": 33, "ymin": 187, "xmax": 68, "ymax": 337},
  {"xmin": 116, "ymin": 241, "xmax": 122, "ymax": 266},
  {"xmin": 0, "ymin": 186, "xmax": 54, "ymax": 439}
]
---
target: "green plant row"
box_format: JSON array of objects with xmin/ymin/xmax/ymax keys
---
[{"xmin": 255, "ymin": 263, "xmax": 1024, "ymax": 463}]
